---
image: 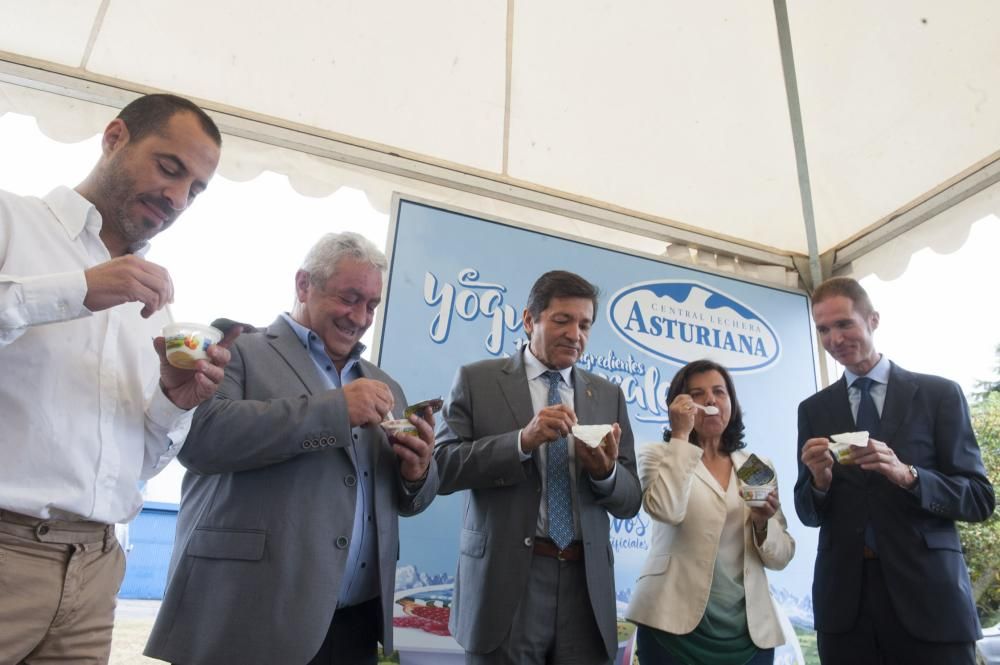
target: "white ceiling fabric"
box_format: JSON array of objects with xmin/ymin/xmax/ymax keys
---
[{"xmin": 1, "ymin": 0, "xmax": 998, "ymax": 282}]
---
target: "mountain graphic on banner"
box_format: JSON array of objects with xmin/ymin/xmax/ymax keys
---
[{"xmin": 395, "ymin": 564, "xmax": 454, "ymax": 592}]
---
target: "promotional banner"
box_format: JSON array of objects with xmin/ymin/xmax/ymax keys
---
[{"xmin": 378, "ymin": 197, "xmax": 820, "ymax": 664}]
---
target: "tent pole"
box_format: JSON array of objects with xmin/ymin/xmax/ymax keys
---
[
  {"xmin": 772, "ymin": 0, "xmax": 823, "ymax": 292},
  {"xmin": 773, "ymin": 0, "xmax": 831, "ymax": 386}
]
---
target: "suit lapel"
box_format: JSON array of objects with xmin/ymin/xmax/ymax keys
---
[
  {"xmin": 498, "ymin": 351, "xmax": 536, "ymax": 428},
  {"xmin": 879, "ymin": 362, "xmax": 916, "ymax": 446},
  {"xmin": 266, "ymin": 316, "xmax": 358, "ymax": 468},
  {"xmin": 265, "ymin": 316, "xmax": 328, "ymax": 397},
  {"xmin": 827, "ymin": 376, "xmax": 855, "ymax": 433},
  {"xmin": 693, "ymin": 459, "xmax": 726, "ymax": 499},
  {"xmin": 572, "ymin": 367, "xmax": 595, "ymax": 424}
]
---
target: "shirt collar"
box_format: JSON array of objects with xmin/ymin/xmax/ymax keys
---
[
  {"xmin": 280, "ymin": 312, "xmax": 365, "ymax": 367},
  {"xmin": 523, "ymin": 344, "xmax": 573, "ymax": 386},
  {"xmin": 845, "ymin": 353, "xmax": 891, "ymax": 387},
  {"xmin": 42, "ymin": 186, "xmax": 151, "ymax": 257}
]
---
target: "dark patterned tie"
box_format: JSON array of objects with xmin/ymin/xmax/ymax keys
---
[
  {"xmin": 543, "ymin": 370, "xmax": 574, "ymax": 550},
  {"xmin": 853, "ymin": 376, "xmax": 881, "ymax": 553}
]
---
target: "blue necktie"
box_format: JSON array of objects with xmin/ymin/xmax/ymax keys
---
[
  {"xmin": 854, "ymin": 376, "xmax": 881, "ymax": 439},
  {"xmin": 543, "ymin": 370, "xmax": 574, "ymax": 550},
  {"xmin": 853, "ymin": 376, "xmax": 881, "ymax": 553}
]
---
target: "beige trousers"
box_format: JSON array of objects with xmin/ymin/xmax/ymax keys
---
[{"xmin": 0, "ymin": 510, "xmax": 125, "ymax": 665}]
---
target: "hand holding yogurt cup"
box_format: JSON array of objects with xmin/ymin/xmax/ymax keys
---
[
  {"xmin": 163, "ymin": 322, "xmax": 223, "ymax": 370},
  {"xmin": 154, "ymin": 321, "xmax": 241, "ymax": 411},
  {"xmin": 828, "ymin": 431, "xmax": 870, "ymax": 464},
  {"xmin": 382, "ymin": 404, "xmax": 436, "ymax": 483}
]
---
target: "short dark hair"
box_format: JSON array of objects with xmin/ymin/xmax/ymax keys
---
[
  {"xmin": 812, "ymin": 277, "xmax": 875, "ymax": 317},
  {"xmin": 663, "ymin": 359, "xmax": 746, "ymax": 453},
  {"xmin": 116, "ymin": 93, "xmax": 222, "ymax": 147},
  {"xmin": 525, "ymin": 270, "xmax": 600, "ymax": 321}
]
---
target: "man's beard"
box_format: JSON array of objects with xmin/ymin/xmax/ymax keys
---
[{"xmin": 98, "ymin": 158, "xmax": 157, "ymax": 248}]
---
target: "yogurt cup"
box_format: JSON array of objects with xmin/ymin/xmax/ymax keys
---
[
  {"xmin": 828, "ymin": 431, "xmax": 869, "ymax": 464},
  {"xmin": 829, "ymin": 441, "xmax": 857, "ymax": 464},
  {"xmin": 382, "ymin": 418, "xmax": 418, "ymax": 439},
  {"xmin": 163, "ymin": 322, "xmax": 222, "ymax": 370},
  {"xmin": 740, "ymin": 485, "xmax": 772, "ymax": 508}
]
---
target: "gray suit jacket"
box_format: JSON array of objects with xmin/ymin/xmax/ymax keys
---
[
  {"xmin": 145, "ymin": 316, "xmax": 439, "ymax": 665},
  {"xmin": 434, "ymin": 349, "xmax": 641, "ymax": 658}
]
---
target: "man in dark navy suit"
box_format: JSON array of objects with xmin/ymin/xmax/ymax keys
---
[{"xmin": 794, "ymin": 276, "xmax": 994, "ymax": 664}]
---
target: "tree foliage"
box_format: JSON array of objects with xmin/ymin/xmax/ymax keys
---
[
  {"xmin": 973, "ymin": 342, "xmax": 1000, "ymax": 401},
  {"xmin": 959, "ymin": 390, "xmax": 1000, "ymax": 621}
]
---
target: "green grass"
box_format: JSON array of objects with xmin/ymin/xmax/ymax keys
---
[{"xmin": 793, "ymin": 626, "xmax": 820, "ymax": 665}]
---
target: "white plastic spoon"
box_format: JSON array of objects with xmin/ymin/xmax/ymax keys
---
[{"xmin": 692, "ymin": 403, "xmax": 720, "ymax": 416}]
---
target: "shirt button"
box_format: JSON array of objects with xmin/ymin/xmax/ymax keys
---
[
  {"xmin": 335, "ymin": 536, "xmax": 349, "ymax": 549},
  {"xmin": 523, "ymin": 537, "xmax": 533, "ymax": 547}
]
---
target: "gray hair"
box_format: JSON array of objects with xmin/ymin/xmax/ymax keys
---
[{"xmin": 300, "ymin": 232, "xmax": 388, "ymax": 286}]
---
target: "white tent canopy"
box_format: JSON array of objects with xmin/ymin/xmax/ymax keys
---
[{"xmin": 2, "ymin": 0, "xmax": 999, "ymax": 287}]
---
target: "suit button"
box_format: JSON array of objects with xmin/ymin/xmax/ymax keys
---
[
  {"xmin": 320, "ymin": 437, "xmax": 329, "ymax": 446},
  {"xmin": 301, "ymin": 441, "xmax": 309, "ymax": 449},
  {"xmin": 313, "ymin": 439, "xmax": 323, "ymax": 448},
  {"xmin": 523, "ymin": 537, "xmax": 533, "ymax": 547},
  {"xmin": 345, "ymin": 475, "xmax": 357, "ymax": 487},
  {"xmin": 335, "ymin": 536, "xmax": 350, "ymax": 549},
  {"xmin": 37, "ymin": 524, "xmax": 50, "ymax": 536}
]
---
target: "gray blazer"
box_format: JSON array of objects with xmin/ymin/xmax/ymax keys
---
[
  {"xmin": 145, "ymin": 316, "xmax": 439, "ymax": 665},
  {"xmin": 434, "ymin": 350, "xmax": 641, "ymax": 659}
]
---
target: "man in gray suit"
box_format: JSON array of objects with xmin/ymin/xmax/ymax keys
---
[
  {"xmin": 145, "ymin": 232, "xmax": 439, "ymax": 665},
  {"xmin": 435, "ymin": 270, "xmax": 642, "ymax": 665}
]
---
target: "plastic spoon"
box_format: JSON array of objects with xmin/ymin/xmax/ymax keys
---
[{"xmin": 692, "ymin": 403, "xmax": 720, "ymax": 416}]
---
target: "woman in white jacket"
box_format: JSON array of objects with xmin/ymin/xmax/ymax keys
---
[{"xmin": 626, "ymin": 359, "xmax": 795, "ymax": 665}]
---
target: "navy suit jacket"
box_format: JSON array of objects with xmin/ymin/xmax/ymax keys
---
[{"xmin": 793, "ymin": 361, "xmax": 994, "ymax": 642}]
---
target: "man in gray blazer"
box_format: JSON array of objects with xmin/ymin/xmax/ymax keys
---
[
  {"xmin": 145, "ymin": 232, "xmax": 439, "ymax": 665},
  {"xmin": 435, "ymin": 270, "xmax": 641, "ymax": 665}
]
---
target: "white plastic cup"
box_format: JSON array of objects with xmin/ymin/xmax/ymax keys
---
[
  {"xmin": 163, "ymin": 322, "xmax": 222, "ymax": 370},
  {"xmin": 740, "ymin": 485, "xmax": 772, "ymax": 508}
]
